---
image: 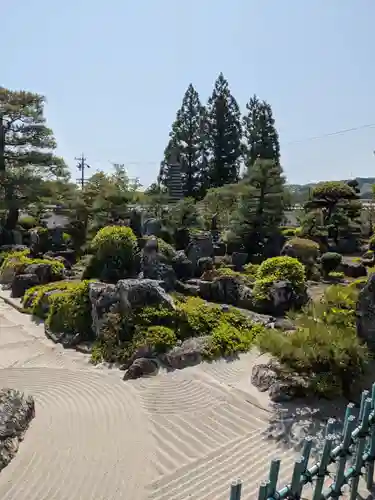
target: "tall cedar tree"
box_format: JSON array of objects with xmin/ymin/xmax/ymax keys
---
[
  {"xmin": 231, "ymin": 159, "xmax": 285, "ymax": 257},
  {"xmin": 159, "ymin": 84, "xmax": 207, "ymax": 199},
  {"xmin": 242, "ymin": 95, "xmax": 280, "ymax": 172},
  {"xmin": 0, "ymin": 88, "xmax": 68, "ymax": 230},
  {"xmin": 206, "ymin": 73, "xmax": 242, "ymax": 188}
]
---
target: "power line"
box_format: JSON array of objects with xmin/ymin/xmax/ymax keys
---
[
  {"xmin": 74, "ymin": 122, "xmax": 375, "ymax": 169},
  {"xmin": 284, "ymin": 123, "xmax": 375, "ymax": 146}
]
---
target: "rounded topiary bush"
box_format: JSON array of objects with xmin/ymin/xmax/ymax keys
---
[
  {"xmin": 253, "ymin": 256, "xmax": 306, "ymax": 305},
  {"xmin": 18, "ymin": 215, "xmax": 38, "ymax": 230},
  {"xmin": 320, "ymin": 252, "xmax": 342, "ymax": 277},
  {"xmin": 88, "ymin": 226, "xmax": 139, "ymax": 282},
  {"xmin": 282, "ymin": 237, "xmax": 320, "ymax": 264},
  {"xmin": 256, "ymin": 256, "xmax": 306, "ymax": 286}
]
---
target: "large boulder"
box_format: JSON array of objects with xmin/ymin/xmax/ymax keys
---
[
  {"xmin": 117, "ymin": 279, "xmax": 175, "ymax": 314},
  {"xmin": 160, "ymin": 337, "xmax": 210, "ymax": 370},
  {"xmin": 0, "ymin": 389, "xmax": 35, "ymax": 472},
  {"xmin": 140, "ymin": 237, "xmax": 177, "ymax": 290},
  {"xmin": 254, "ymin": 280, "xmax": 308, "ymax": 316},
  {"xmin": 89, "ymin": 282, "xmax": 119, "ymax": 339},
  {"xmin": 143, "ymin": 218, "xmax": 162, "ymax": 237},
  {"xmin": 11, "ymin": 273, "xmax": 40, "ymax": 298},
  {"xmin": 24, "ymin": 263, "xmax": 56, "ymax": 285},
  {"xmin": 340, "ymin": 261, "xmax": 367, "ymax": 278},
  {"xmin": 171, "ymin": 251, "xmax": 193, "ymax": 281},
  {"xmin": 357, "ymin": 274, "xmax": 375, "ymax": 350},
  {"xmin": 123, "ymin": 357, "xmax": 159, "ymax": 380}
]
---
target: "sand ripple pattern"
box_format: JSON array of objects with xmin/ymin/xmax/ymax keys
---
[{"xmin": 0, "ymin": 297, "xmax": 300, "ymax": 500}]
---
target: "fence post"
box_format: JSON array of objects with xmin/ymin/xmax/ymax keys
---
[
  {"xmin": 366, "ymin": 383, "xmax": 375, "ymax": 490},
  {"xmin": 290, "ymin": 457, "xmax": 305, "ymax": 499},
  {"xmin": 229, "ymin": 479, "xmax": 242, "ymax": 500},
  {"xmin": 350, "ymin": 398, "xmax": 372, "ymax": 500},
  {"xmin": 267, "ymin": 459, "xmax": 280, "ymax": 498},
  {"xmin": 258, "ymin": 481, "xmax": 269, "ymax": 500},
  {"xmin": 332, "ymin": 415, "xmax": 356, "ymax": 497},
  {"xmin": 312, "ymin": 435, "xmax": 334, "ymax": 500}
]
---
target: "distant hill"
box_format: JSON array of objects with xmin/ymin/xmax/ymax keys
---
[{"xmin": 288, "ymin": 177, "xmax": 375, "ymax": 202}]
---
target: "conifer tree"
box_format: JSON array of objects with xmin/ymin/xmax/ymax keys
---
[
  {"xmin": 231, "ymin": 159, "xmax": 286, "ymax": 257},
  {"xmin": 242, "ymin": 95, "xmax": 280, "ymax": 172},
  {"xmin": 158, "ymin": 84, "xmax": 207, "ymax": 199},
  {"xmin": 205, "ymin": 73, "xmax": 242, "ymax": 188}
]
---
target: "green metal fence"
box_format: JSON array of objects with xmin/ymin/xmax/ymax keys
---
[{"xmin": 229, "ymin": 383, "xmax": 375, "ymax": 500}]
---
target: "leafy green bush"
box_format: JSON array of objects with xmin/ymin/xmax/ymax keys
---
[
  {"xmin": 320, "ymin": 252, "xmax": 342, "ymax": 276},
  {"xmin": 148, "ymin": 237, "xmax": 176, "ymax": 261},
  {"xmin": 0, "ymin": 250, "xmax": 64, "ymax": 279},
  {"xmin": 205, "ymin": 322, "xmax": 264, "ymax": 359},
  {"xmin": 23, "ymin": 281, "xmax": 82, "ymax": 318},
  {"xmin": 18, "ymin": 215, "xmax": 38, "ymax": 230},
  {"xmin": 137, "ymin": 326, "xmax": 177, "ymax": 354},
  {"xmin": 46, "ymin": 280, "xmax": 93, "ymax": 339},
  {"xmin": 257, "ymin": 315, "xmax": 368, "ymax": 398},
  {"xmin": 87, "ymin": 226, "xmax": 138, "ymax": 282},
  {"xmin": 349, "ymin": 277, "xmax": 368, "ymax": 290},
  {"xmin": 243, "ymin": 263, "xmax": 259, "ymax": 279}
]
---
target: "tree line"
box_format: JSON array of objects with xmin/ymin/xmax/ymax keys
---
[{"xmin": 157, "ymin": 72, "xmax": 280, "ymax": 199}]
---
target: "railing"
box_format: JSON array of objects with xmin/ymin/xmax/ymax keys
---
[{"xmin": 228, "ymin": 384, "xmax": 375, "ymax": 500}]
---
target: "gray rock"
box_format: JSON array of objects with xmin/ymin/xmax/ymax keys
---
[
  {"xmin": 117, "ymin": 279, "xmax": 175, "ymax": 314},
  {"xmin": 255, "ymin": 280, "xmax": 308, "ymax": 316},
  {"xmin": 268, "ymin": 382, "xmax": 293, "ymax": 402},
  {"xmin": 89, "ymin": 282, "xmax": 119, "ymax": 339},
  {"xmin": 24, "ymin": 263, "xmax": 56, "ymax": 284},
  {"xmin": 143, "ymin": 218, "xmax": 162, "ymax": 237},
  {"xmin": 251, "ymin": 364, "xmax": 278, "ymax": 392},
  {"xmin": 171, "ymin": 251, "xmax": 193, "ymax": 281},
  {"xmin": 123, "ymin": 357, "xmax": 159, "ymax": 380},
  {"xmin": 160, "ymin": 336, "xmax": 210, "ymax": 370},
  {"xmin": 231, "ymin": 252, "xmax": 248, "ymax": 271},
  {"xmin": 340, "ymin": 261, "xmax": 367, "ymax": 278},
  {"xmin": 197, "ymin": 256, "xmax": 213, "ymax": 275},
  {"xmin": 0, "ymin": 389, "xmax": 35, "ymax": 472},
  {"xmin": 11, "ymin": 273, "xmax": 40, "ymax": 298}
]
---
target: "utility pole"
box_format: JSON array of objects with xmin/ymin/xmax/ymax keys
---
[
  {"xmin": 0, "ymin": 114, "xmax": 5, "ymax": 172},
  {"xmin": 75, "ymin": 153, "xmax": 91, "ymax": 188}
]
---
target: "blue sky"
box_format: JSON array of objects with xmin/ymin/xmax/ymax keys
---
[{"xmin": 3, "ymin": 0, "xmax": 375, "ymax": 187}]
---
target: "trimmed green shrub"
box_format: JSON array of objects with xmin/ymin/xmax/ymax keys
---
[
  {"xmin": 46, "ymin": 280, "xmax": 93, "ymax": 339},
  {"xmin": 327, "ymin": 271, "xmax": 345, "ymax": 280},
  {"xmin": 0, "ymin": 251, "xmax": 64, "ymax": 279},
  {"xmin": 243, "ymin": 263, "xmax": 259, "ymax": 279},
  {"xmin": 282, "ymin": 237, "xmax": 320, "ymax": 264},
  {"xmin": 320, "ymin": 252, "xmax": 342, "ymax": 276},
  {"xmin": 87, "ymin": 226, "xmax": 138, "ymax": 282},
  {"xmin": 23, "ymin": 280, "xmax": 83, "ymax": 318},
  {"xmin": 205, "ymin": 322, "xmax": 264, "ymax": 359},
  {"xmin": 18, "ymin": 215, "xmax": 38, "ymax": 230},
  {"xmin": 256, "ymin": 256, "xmax": 306, "ymax": 285}
]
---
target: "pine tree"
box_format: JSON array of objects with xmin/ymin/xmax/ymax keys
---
[
  {"xmin": 206, "ymin": 73, "xmax": 242, "ymax": 188},
  {"xmin": 158, "ymin": 84, "xmax": 206, "ymax": 199},
  {"xmin": 0, "ymin": 87, "xmax": 68, "ymax": 230},
  {"xmin": 242, "ymin": 95, "xmax": 280, "ymax": 172},
  {"xmin": 231, "ymin": 159, "xmax": 286, "ymax": 257}
]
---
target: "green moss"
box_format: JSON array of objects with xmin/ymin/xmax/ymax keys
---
[
  {"xmin": 0, "ymin": 250, "xmax": 64, "ymax": 278},
  {"xmin": 215, "ymin": 267, "xmax": 254, "ymax": 286},
  {"xmin": 23, "ymin": 280, "xmax": 83, "ymax": 318}
]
